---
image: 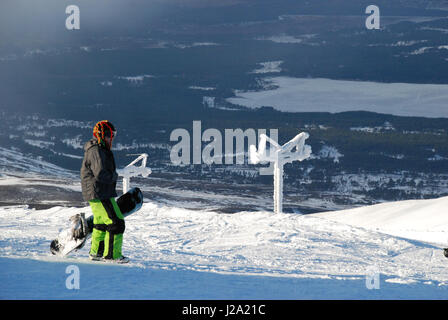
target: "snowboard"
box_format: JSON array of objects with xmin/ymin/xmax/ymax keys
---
[{"xmin": 50, "ymin": 187, "xmax": 143, "ymax": 256}]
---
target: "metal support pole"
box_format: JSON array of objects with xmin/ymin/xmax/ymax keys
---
[{"xmin": 273, "ymin": 160, "xmax": 284, "ymax": 214}]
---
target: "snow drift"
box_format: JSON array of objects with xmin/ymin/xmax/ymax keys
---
[{"xmin": 316, "ymin": 197, "xmax": 448, "ymax": 245}]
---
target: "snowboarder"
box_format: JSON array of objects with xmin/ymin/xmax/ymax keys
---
[{"xmin": 80, "ymin": 120, "xmax": 129, "ymax": 263}]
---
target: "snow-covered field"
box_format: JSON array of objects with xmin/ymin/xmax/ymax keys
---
[
  {"xmin": 227, "ymin": 77, "xmax": 448, "ymax": 118},
  {"xmin": 1, "ymin": 194, "xmax": 447, "ymax": 299}
]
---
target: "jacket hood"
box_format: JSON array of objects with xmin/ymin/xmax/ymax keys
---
[{"xmin": 84, "ymin": 138, "xmax": 99, "ymax": 152}]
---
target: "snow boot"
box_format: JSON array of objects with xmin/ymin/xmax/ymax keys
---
[
  {"xmin": 89, "ymin": 253, "xmax": 102, "ymax": 261},
  {"xmin": 102, "ymin": 256, "xmax": 130, "ymax": 264}
]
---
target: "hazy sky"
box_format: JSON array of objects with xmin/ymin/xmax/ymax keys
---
[{"xmin": 0, "ymin": 0, "xmax": 166, "ymax": 43}]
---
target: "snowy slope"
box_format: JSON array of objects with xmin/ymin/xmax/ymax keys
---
[
  {"xmin": 316, "ymin": 197, "xmax": 448, "ymax": 245},
  {"xmin": 1, "ymin": 195, "xmax": 448, "ymax": 299},
  {"xmin": 0, "ymin": 147, "xmax": 75, "ymax": 178}
]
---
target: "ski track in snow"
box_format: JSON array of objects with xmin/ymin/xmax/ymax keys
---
[{"xmin": 1, "ymin": 197, "xmax": 448, "ymax": 299}]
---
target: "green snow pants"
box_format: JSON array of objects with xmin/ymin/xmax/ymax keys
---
[{"xmin": 89, "ymin": 198, "xmax": 125, "ymax": 260}]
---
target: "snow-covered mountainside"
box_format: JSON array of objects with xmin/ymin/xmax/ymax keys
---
[
  {"xmin": 0, "ymin": 194, "xmax": 447, "ymax": 299},
  {"xmin": 0, "ymin": 147, "xmax": 75, "ymax": 178}
]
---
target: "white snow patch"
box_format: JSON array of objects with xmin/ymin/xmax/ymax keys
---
[
  {"xmin": 350, "ymin": 121, "xmax": 395, "ymax": 133},
  {"xmin": 175, "ymin": 42, "xmax": 219, "ymax": 49},
  {"xmin": 410, "ymin": 47, "xmax": 433, "ymax": 55},
  {"xmin": 0, "ymin": 54, "xmax": 18, "ymax": 62},
  {"xmin": 116, "ymin": 75, "xmax": 154, "ymax": 85},
  {"xmin": 256, "ymin": 34, "xmax": 303, "ymax": 44},
  {"xmin": 251, "ymin": 61, "xmax": 283, "ymax": 74},
  {"xmin": 203, "ymin": 96, "xmax": 216, "ymax": 108},
  {"xmin": 100, "ymin": 81, "xmax": 113, "ymax": 87},
  {"xmin": 24, "ymin": 131, "xmax": 47, "ymax": 138},
  {"xmin": 46, "ymin": 119, "xmax": 92, "ymax": 129},
  {"xmin": 24, "ymin": 139, "xmax": 55, "ymax": 149},
  {"xmin": 310, "ymin": 145, "xmax": 343, "ymax": 163},
  {"xmin": 189, "ymin": 86, "xmax": 216, "ymax": 91},
  {"xmin": 381, "ymin": 153, "xmax": 405, "ymax": 160},
  {"xmin": 428, "ymin": 154, "xmax": 448, "ymax": 161},
  {"xmin": 57, "ymin": 152, "xmax": 82, "ymax": 160},
  {"xmin": 409, "ymin": 45, "xmax": 448, "ymax": 55},
  {"xmin": 61, "ymin": 135, "xmax": 83, "ymax": 150},
  {"xmin": 420, "ymin": 27, "xmax": 448, "ymax": 33},
  {"xmin": 114, "ymin": 142, "xmax": 170, "ymax": 151},
  {"xmin": 391, "ymin": 40, "xmax": 427, "ymax": 47}
]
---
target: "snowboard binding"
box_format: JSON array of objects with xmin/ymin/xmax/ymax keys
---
[
  {"xmin": 69, "ymin": 212, "xmax": 91, "ymax": 251},
  {"xmin": 70, "ymin": 213, "xmax": 90, "ymax": 241},
  {"xmin": 50, "ymin": 212, "xmax": 90, "ymax": 255},
  {"xmin": 50, "ymin": 238, "xmax": 61, "ymax": 255}
]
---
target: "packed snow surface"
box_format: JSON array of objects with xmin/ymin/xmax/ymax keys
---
[
  {"xmin": 227, "ymin": 77, "xmax": 448, "ymax": 118},
  {"xmin": 315, "ymin": 197, "xmax": 448, "ymax": 245},
  {"xmin": 1, "ymin": 196, "xmax": 447, "ymax": 299}
]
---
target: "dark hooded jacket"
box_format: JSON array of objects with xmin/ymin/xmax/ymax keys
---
[{"xmin": 80, "ymin": 139, "xmax": 118, "ymax": 201}]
